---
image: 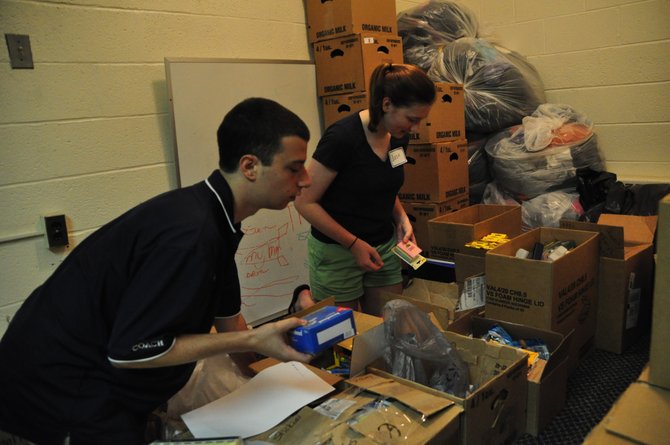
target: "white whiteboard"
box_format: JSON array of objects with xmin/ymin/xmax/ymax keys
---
[{"xmin": 165, "ymin": 58, "xmax": 322, "ymax": 325}]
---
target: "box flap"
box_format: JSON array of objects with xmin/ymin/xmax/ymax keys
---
[
  {"xmin": 337, "ymin": 311, "xmax": 383, "ymax": 352},
  {"xmin": 347, "ymin": 373, "xmax": 455, "ymax": 417},
  {"xmin": 402, "ymin": 278, "xmax": 460, "ymax": 313},
  {"xmin": 603, "ymin": 381, "xmax": 670, "ymax": 445},
  {"xmin": 597, "ymin": 214, "xmax": 657, "ymax": 246},
  {"xmin": 560, "ymin": 219, "xmax": 625, "ymax": 259},
  {"xmin": 350, "ymin": 323, "xmax": 387, "ymax": 377},
  {"xmin": 369, "ymin": 291, "xmax": 452, "ymax": 328}
]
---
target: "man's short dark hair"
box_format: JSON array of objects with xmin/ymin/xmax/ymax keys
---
[{"xmin": 217, "ymin": 98, "xmax": 310, "ymax": 172}]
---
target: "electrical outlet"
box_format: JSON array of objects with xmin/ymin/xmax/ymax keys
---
[{"xmin": 44, "ymin": 214, "xmax": 69, "ymax": 248}]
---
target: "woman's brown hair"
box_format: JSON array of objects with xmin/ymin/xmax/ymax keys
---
[{"xmin": 367, "ymin": 63, "xmax": 436, "ymax": 132}]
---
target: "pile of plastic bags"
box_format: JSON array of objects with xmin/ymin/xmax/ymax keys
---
[{"xmin": 399, "ymin": 2, "xmax": 545, "ymax": 134}]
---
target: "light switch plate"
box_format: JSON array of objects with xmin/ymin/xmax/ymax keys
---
[{"xmin": 5, "ymin": 34, "xmax": 34, "ymax": 69}]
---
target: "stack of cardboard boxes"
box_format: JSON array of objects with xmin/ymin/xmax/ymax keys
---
[
  {"xmin": 306, "ymin": 0, "xmax": 402, "ymax": 127},
  {"xmin": 398, "ymin": 83, "xmax": 470, "ymax": 252},
  {"xmin": 400, "ymin": 100, "xmax": 470, "ymax": 251}
]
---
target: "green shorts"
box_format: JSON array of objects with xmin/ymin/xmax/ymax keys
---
[{"xmin": 308, "ymin": 234, "xmax": 402, "ymax": 303}]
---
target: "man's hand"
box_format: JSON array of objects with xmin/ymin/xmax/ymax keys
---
[{"xmin": 250, "ymin": 317, "xmax": 313, "ymax": 363}]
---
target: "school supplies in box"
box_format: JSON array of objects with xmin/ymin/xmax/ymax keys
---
[
  {"xmin": 464, "ymin": 232, "xmax": 511, "ymax": 251},
  {"xmin": 391, "ymin": 240, "xmax": 427, "ymax": 270},
  {"xmin": 290, "ymin": 306, "xmax": 356, "ymax": 355}
]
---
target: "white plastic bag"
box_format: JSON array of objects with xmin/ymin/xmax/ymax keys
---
[{"xmin": 166, "ymin": 354, "xmax": 249, "ymax": 420}]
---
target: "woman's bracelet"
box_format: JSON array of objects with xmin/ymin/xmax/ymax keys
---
[{"xmin": 347, "ymin": 237, "xmax": 358, "ymax": 250}]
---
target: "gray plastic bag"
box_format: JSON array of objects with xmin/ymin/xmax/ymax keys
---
[{"xmin": 382, "ymin": 299, "xmax": 469, "ymax": 397}]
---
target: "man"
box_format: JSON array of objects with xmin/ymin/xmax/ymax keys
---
[{"xmin": 0, "ymin": 98, "xmax": 313, "ymax": 444}]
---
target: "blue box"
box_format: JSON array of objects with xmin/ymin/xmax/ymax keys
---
[{"xmin": 290, "ymin": 306, "xmax": 356, "ymax": 354}]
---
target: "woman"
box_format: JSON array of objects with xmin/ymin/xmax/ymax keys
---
[{"xmin": 295, "ymin": 63, "xmax": 436, "ymax": 314}]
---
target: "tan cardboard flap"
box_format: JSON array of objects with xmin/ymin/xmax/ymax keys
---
[
  {"xmin": 350, "ymin": 323, "xmax": 387, "ymax": 377},
  {"xmin": 249, "ymin": 406, "xmax": 336, "ymax": 445},
  {"xmin": 370, "ymin": 291, "xmax": 452, "ymax": 328},
  {"xmin": 560, "ymin": 219, "xmax": 625, "ymax": 259},
  {"xmin": 402, "ymin": 278, "xmax": 460, "ymax": 312},
  {"xmin": 603, "ymin": 381, "xmax": 670, "ymax": 445},
  {"xmin": 560, "ymin": 215, "xmax": 658, "ymax": 259},
  {"xmin": 337, "ymin": 311, "xmax": 383, "ymax": 352},
  {"xmin": 597, "ymin": 214, "xmax": 657, "ymax": 246},
  {"xmin": 347, "ymin": 373, "xmax": 455, "ymax": 417}
]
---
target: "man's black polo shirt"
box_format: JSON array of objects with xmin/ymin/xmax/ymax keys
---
[{"xmin": 0, "ymin": 170, "xmax": 243, "ymax": 443}]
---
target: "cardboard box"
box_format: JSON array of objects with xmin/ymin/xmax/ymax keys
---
[
  {"xmin": 313, "ymin": 33, "xmax": 403, "ymax": 97},
  {"xmin": 454, "ymin": 251, "xmax": 486, "ymax": 284},
  {"xmin": 250, "ymin": 372, "xmax": 462, "ymax": 444},
  {"xmin": 448, "ymin": 316, "xmax": 572, "ymax": 436},
  {"xmin": 399, "ymin": 140, "xmax": 469, "ymax": 204},
  {"xmin": 306, "ymin": 0, "xmax": 397, "ymax": 43},
  {"xmin": 321, "ymin": 91, "xmax": 368, "ymax": 128},
  {"xmin": 402, "ymin": 196, "xmax": 470, "ymax": 252},
  {"xmin": 428, "ymin": 205, "xmax": 523, "ymax": 261},
  {"xmin": 583, "ymin": 365, "xmax": 670, "ymax": 445},
  {"xmin": 485, "ymin": 227, "xmax": 600, "ymax": 373},
  {"xmin": 352, "ymin": 325, "xmax": 528, "ymax": 445},
  {"xmin": 364, "ymin": 278, "xmax": 461, "ymax": 328},
  {"xmin": 650, "ymin": 193, "xmax": 670, "ymax": 389},
  {"xmin": 409, "ymin": 83, "xmax": 466, "ymax": 144},
  {"xmin": 560, "ymin": 214, "xmax": 657, "ymax": 354}
]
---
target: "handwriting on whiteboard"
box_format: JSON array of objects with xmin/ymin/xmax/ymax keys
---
[{"xmin": 236, "ymin": 204, "xmax": 310, "ymax": 308}]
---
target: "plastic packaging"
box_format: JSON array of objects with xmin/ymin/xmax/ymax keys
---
[
  {"xmin": 482, "ymin": 182, "xmax": 583, "ymax": 229},
  {"xmin": 398, "ymin": 0, "xmax": 479, "ymax": 52},
  {"xmin": 467, "ymin": 134, "xmax": 492, "ymax": 204},
  {"xmin": 426, "ymin": 38, "xmax": 546, "ymax": 133},
  {"xmin": 165, "ymin": 354, "xmax": 249, "ymax": 436},
  {"xmin": 382, "ymin": 299, "xmax": 469, "ymax": 397},
  {"xmin": 485, "ymin": 104, "xmax": 606, "ymax": 200},
  {"xmin": 521, "ymin": 190, "xmax": 584, "ymax": 229},
  {"xmin": 398, "ymin": 0, "xmax": 546, "ymax": 133}
]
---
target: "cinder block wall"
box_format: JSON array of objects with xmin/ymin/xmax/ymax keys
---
[{"xmin": 1, "ymin": 0, "xmax": 668, "ymax": 337}]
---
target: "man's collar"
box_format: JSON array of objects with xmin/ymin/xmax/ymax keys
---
[{"xmin": 205, "ymin": 170, "xmax": 240, "ymax": 234}]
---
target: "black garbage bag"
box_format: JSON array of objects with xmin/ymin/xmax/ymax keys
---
[
  {"xmin": 577, "ymin": 168, "xmax": 670, "ymax": 220},
  {"xmin": 398, "ymin": 0, "xmax": 479, "ymax": 51}
]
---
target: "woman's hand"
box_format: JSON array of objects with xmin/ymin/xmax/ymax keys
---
[
  {"xmin": 350, "ymin": 238, "xmax": 384, "ymax": 272},
  {"xmin": 393, "ymin": 197, "xmax": 416, "ymax": 245},
  {"xmin": 395, "ymin": 215, "xmax": 416, "ymax": 245}
]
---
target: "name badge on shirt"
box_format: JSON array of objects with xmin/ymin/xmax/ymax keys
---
[{"xmin": 388, "ymin": 147, "xmax": 408, "ymax": 168}]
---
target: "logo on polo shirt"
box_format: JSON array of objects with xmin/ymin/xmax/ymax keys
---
[{"xmin": 132, "ymin": 339, "xmax": 165, "ymax": 352}]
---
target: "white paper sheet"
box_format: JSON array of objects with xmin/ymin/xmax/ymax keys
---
[{"xmin": 181, "ymin": 361, "xmax": 334, "ymax": 438}]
